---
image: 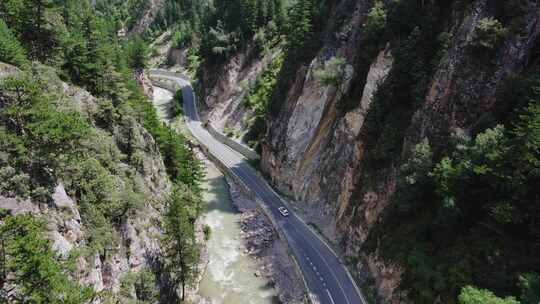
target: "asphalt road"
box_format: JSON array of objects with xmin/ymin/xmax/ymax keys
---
[{"xmin": 149, "ymin": 70, "xmax": 366, "ymax": 304}]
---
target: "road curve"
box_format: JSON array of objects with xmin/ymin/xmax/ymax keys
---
[{"xmin": 149, "ymin": 70, "xmax": 366, "ymax": 304}]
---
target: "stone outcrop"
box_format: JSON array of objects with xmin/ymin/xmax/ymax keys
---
[
  {"xmin": 198, "ymin": 46, "xmax": 279, "ymax": 143},
  {"xmin": 198, "ymin": 0, "xmax": 540, "ymax": 302},
  {"xmin": 0, "ymin": 62, "xmax": 172, "ymax": 301},
  {"xmin": 129, "ymin": 0, "xmax": 163, "ymax": 35}
]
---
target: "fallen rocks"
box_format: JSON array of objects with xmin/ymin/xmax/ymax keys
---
[{"xmin": 226, "ymin": 176, "xmax": 306, "ymax": 304}]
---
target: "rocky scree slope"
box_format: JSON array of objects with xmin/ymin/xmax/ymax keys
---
[{"xmin": 197, "ymin": 0, "xmax": 540, "ymax": 303}]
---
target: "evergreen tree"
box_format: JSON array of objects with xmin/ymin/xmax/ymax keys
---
[
  {"xmin": 285, "ymin": 0, "xmax": 313, "ymax": 60},
  {"xmin": 0, "ymin": 20, "xmax": 28, "ymax": 67},
  {"xmin": 163, "ymin": 185, "xmax": 200, "ymax": 302},
  {"xmin": 0, "ymin": 214, "xmax": 94, "ymax": 303},
  {"xmin": 126, "ymin": 34, "xmax": 149, "ymax": 70}
]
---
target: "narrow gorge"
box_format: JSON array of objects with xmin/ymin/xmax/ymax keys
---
[{"xmin": 1, "ymin": 0, "xmax": 540, "ymax": 303}]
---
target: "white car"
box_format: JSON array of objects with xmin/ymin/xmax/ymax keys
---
[{"xmin": 278, "ymin": 207, "xmax": 290, "ymax": 217}]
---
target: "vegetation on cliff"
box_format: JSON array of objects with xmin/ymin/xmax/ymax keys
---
[
  {"xmin": 0, "ymin": 0, "xmax": 202, "ymax": 302},
  {"xmin": 357, "ymin": 1, "xmax": 540, "ymax": 303},
  {"xmin": 2, "ymin": 0, "xmax": 539, "ymax": 303},
  {"xmin": 150, "ymin": 0, "xmax": 540, "ymax": 303}
]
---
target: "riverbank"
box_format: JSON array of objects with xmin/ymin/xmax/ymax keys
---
[
  {"xmin": 152, "ymin": 86, "xmax": 290, "ymax": 303},
  {"xmin": 196, "ymin": 155, "xmax": 280, "ymax": 304},
  {"xmin": 226, "ymin": 175, "xmax": 306, "ymax": 303}
]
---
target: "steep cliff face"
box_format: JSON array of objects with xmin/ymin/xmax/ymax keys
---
[
  {"xmin": 129, "ymin": 0, "xmax": 164, "ymax": 34},
  {"xmin": 261, "ymin": 0, "xmax": 382, "ymax": 238},
  {"xmin": 261, "ymin": 0, "xmax": 540, "ymax": 302},
  {"xmin": 198, "ymin": 47, "xmax": 278, "ymax": 141},
  {"xmin": 198, "ymin": 0, "xmax": 540, "ymax": 302},
  {"xmin": 0, "ymin": 62, "xmax": 172, "ymax": 300}
]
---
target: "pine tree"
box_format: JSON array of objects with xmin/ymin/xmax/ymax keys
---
[
  {"xmin": 0, "ymin": 20, "xmax": 29, "ymax": 67},
  {"xmin": 163, "ymin": 185, "xmax": 200, "ymax": 302},
  {"xmin": 286, "ymin": 0, "xmax": 313, "ymax": 60},
  {"xmin": 0, "ymin": 214, "xmax": 94, "ymax": 303},
  {"xmin": 21, "ymin": 0, "xmax": 60, "ymax": 61},
  {"xmin": 126, "ymin": 34, "xmax": 149, "ymax": 71}
]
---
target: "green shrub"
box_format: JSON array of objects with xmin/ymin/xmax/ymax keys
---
[
  {"xmin": 125, "ymin": 34, "xmax": 150, "ymax": 70},
  {"xmin": 364, "ymin": 1, "xmax": 387, "ymax": 39},
  {"xmin": 120, "ymin": 269, "xmax": 159, "ymax": 303},
  {"xmin": 400, "ymin": 138, "xmax": 433, "ymax": 186},
  {"xmin": 0, "ymin": 214, "xmax": 94, "ymax": 303},
  {"xmin": 186, "ymin": 47, "xmax": 201, "ymax": 78},
  {"xmin": 171, "ymin": 23, "xmax": 193, "ymax": 49},
  {"xmin": 458, "ymin": 286, "xmax": 519, "ymax": 304},
  {"xmin": 473, "ymin": 17, "xmax": 507, "ymax": 50},
  {"xmin": 314, "ymin": 56, "xmax": 346, "ymax": 87},
  {"xmin": 203, "ymin": 224, "xmax": 211, "ymax": 241},
  {"xmin": 223, "ymin": 126, "xmax": 235, "ymax": 137},
  {"xmin": 171, "ymin": 89, "xmax": 184, "ymax": 117}
]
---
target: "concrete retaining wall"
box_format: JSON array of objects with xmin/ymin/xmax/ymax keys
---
[
  {"xmin": 151, "ymin": 78, "xmax": 181, "ymax": 92},
  {"xmin": 148, "ymin": 70, "xmax": 260, "ymax": 161},
  {"xmin": 205, "ymin": 124, "xmax": 260, "ymax": 160}
]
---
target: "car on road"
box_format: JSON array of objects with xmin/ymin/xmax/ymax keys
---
[{"xmin": 278, "ymin": 207, "xmax": 290, "ymax": 217}]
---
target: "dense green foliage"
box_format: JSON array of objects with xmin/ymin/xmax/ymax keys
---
[
  {"xmin": 0, "ymin": 214, "xmax": 94, "ymax": 303},
  {"xmin": 366, "ymin": 66, "xmax": 540, "ymax": 303},
  {"xmin": 125, "ymin": 34, "xmax": 150, "ymax": 70},
  {"xmin": 163, "ymin": 184, "xmax": 201, "ymax": 301},
  {"xmin": 152, "ymin": 0, "xmax": 209, "ymax": 35},
  {"xmin": 171, "ymin": 89, "xmax": 184, "ymax": 117},
  {"xmin": 196, "ymin": 0, "xmax": 287, "ymax": 63},
  {"xmin": 0, "ymin": 75, "xmax": 91, "ymax": 198},
  {"xmin": 243, "ymin": 53, "xmax": 284, "ymax": 151},
  {"xmin": 0, "ymin": 1, "xmax": 203, "ymax": 302},
  {"xmin": 0, "ymin": 19, "xmax": 28, "ymax": 67},
  {"xmin": 0, "ymin": 0, "xmax": 152, "ymax": 98},
  {"xmin": 459, "ymin": 286, "xmax": 519, "ymax": 304}
]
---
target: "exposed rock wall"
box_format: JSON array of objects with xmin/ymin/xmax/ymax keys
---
[
  {"xmin": 262, "ymin": 0, "xmax": 374, "ymax": 243},
  {"xmin": 129, "ymin": 0, "xmax": 163, "ymax": 35},
  {"xmin": 198, "ymin": 0, "xmax": 540, "ymax": 302},
  {"xmin": 262, "ymin": 1, "xmax": 540, "ymax": 302},
  {"xmin": 198, "ymin": 47, "xmax": 277, "ymax": 142}
]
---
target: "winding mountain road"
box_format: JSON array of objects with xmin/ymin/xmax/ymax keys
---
[{"xmin": 148, "ymin": 70, "xmax": 366, "ymax": 304}]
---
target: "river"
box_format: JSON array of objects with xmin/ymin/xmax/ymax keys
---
[{"xmin": 152, "ymin": 86, "xmax": 278, "ymax": 304}]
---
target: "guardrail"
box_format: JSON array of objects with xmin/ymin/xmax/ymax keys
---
[
  {"xmin": 205, "ymin": 124, "xmax": 260, "ymax": 161},
  {"xmin": 148, "ymin": 70, "xmax": 260, "ymax": 161},
  {"xmin": 148, "ymin": 69, "xmax": 191, "ymax": 82},
  {"xmin": 192, "ymin": 138, "xmax": 311, "ymax": 304}
]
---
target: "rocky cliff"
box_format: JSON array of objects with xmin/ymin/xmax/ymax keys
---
[
  {"xmin": 197, "ymin": 0, "xmax": 540, "ymax": 302},
  {"xmin": 0, "ymin": 62, "xmax": 172, "ymax": 301},
  {"xmin": 198, "ymin": 46, "xmax": 280, "ymax": 144}
]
